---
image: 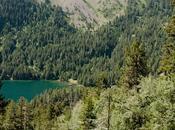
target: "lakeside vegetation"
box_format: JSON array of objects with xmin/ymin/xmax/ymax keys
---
[
  {"xmin": 0, "ymin": 0, "xmax": 172, "ymax": 85},
  {"xmin": 0, "ymin": 0, "xmax": 175, "ymax": 130},
  {"xmin": 0, "ymin": 40, "xmax": 174, "ymax": 129}
]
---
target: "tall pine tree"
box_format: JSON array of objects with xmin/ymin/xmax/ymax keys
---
[
  {"xmin": 81, "ymin": 96, "xmax": 96, "ymax": 130},
  {"xmin": 0, "ymin": 80, "xmax": 7, "ymax": 114},
  {"xmin": 16, "ymin": 97, "xmax": 33, "ymax": 130},
  {"xmin": 3, "ymin": 101, "xmax": 17, "ymax": 130},
  {"xmin": 119, "ymin": 41, "xmax": 148, "ymax": 89},
  {"xmin": 159, "ymin": 0, "xmax": 175, "ymax": 76}
]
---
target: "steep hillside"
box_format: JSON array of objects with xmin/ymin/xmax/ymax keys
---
[
  {"xmin": 0, "ymin": 0, "xmax": 175, "ymax": 129},
  {"xmin": 39, "ymin": 0, "xmax": 128, "ymax": 28},
  {"xmin": 0, "ymin": 0, "xmax": 172, "ymax": 86},
  {"xmin": 1, "ymin": 76, "xmax": 174, "ymax": 130}
]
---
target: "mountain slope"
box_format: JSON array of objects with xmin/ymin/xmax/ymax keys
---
[
  {"xmin": 39, "ymin": 0, "xmax": 128, "ymax": 28},
  {"xmin": 0, "ymin": 0, "xmax": 172, "ymax": 85}
]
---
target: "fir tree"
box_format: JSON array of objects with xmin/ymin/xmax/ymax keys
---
[
  {"xmin": 81, "ymin": 97, "xmax": 96, "ymax": 130},
  {"xmin": 16, "ymin": 97, "xmax": 33, "ymax": 130},
  {"xmin": 96, "ymin": 71, "xmax": 110, "ymax": 89},
  {"xmin": 159, "ymin": 0, "xmax": 175, "ymax": 76},
  {"xmin": 3, "ymin": 101, "xmax": 17, "ymax": 130},
  {"xmin": 0, "ymin": 80, "xmax": 7, "ymax": 114},
  {"xmin": 119, "ymin": 41, "xmax": 148, "ymax": 89},
  {"xmin": 159, "ymin": 43, "xmax": 175, "ymax": 75}
]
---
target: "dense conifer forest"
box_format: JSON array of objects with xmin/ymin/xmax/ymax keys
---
[
  {"xmin": 0, "ymin": 0, "xmax": 175, "ymax": 130},
  {"xmin": 0, "ymin": 0, "xmax": 172, "ymax": 84}
]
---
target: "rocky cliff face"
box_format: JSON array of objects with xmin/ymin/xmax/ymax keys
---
[{"xmin": 38, "ymin": 0, "xmax": 128, "ymax": 28}]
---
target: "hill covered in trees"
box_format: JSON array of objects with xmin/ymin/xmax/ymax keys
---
[
  {"xmin": 0, "ymin": 0, "xmax": 175, "ymax": 129},
  {"xmin": 0, "ymin": 76, "xmax": 174, "ymax": 130},
  {"xmin": 0, "ymin": 40, "xmax": 174, "ymax": 129},
  {"xmin": 0, "ymin": 0, "xmax": 172, "ymax": 87}
]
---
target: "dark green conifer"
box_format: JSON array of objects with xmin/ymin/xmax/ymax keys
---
[
  {"xmin": 81, "ymin": 97, "xmax": 96, "ymax": 130},
  {"xmin": 119, "ymin": 41, "xmax": 148, "ymax": 89},
  {"xmin": 3, "ymin": 101, "xmax": 17, "ymax": 130},
  {"xmin": 96, "ymin": 71, "xmax": 110, "ymax": 89},
  {"xmin": 159, "ymin": 0, "xmax": 175, "ymax": 76},
  {"xmin": 0, "ymin": 80, "xmax": 7, "ymax": 114},
  {"xmin": 16, "ymin": 97, "xmax": 33, "ymax": 130}
]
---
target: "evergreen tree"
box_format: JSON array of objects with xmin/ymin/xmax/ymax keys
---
[
  {"xmin": 23, "ymin": 102, "xmax": 33, "ymax": 130},
  {"xmin": 3, "ymin": 101, "xmax": 17, "ymax": 130},
  {"xmin": 0, "ymin": 80, "xmax": 7, "ymax": 114},
  {"xmin": 159, "ymin": 0, "xmax": 175, "ymax": 76},
  {"xmin": 81, "ymin": 97, "xmax": 96, "ymax": 130},
  {"xmin": 0, "ymin": 114, "xmax": 3, "ymax": 130},
  {"xmin": 0, "ymin": 82, "xmax": 5, "ymax": 130},
  {"xmin": 16, "ymin": 97, "xmax": 33, "ymax": 130},
  {"xmin": 159, "ymin": 43, "xmax": 175, "ymax": 75},
  {"xmin": 119, "ymin": 41, "xmax": 148, "ymax": 89},
  {"xmin": 107, "ymin": 90, "xmax": 112, "ymax": 130},
  {"xmin": 0, "ymin": 80, "xmax": 5, "ymax": 130},
  {"xmin": 33, "ymin": 106, "xmax": 53, "ymax": 130},
  {"xmin": 16, "ymin": 97, "xmax": 25, "ymax": 129},
  {"xmin": 96, "ymin": 71, "xmax": 110, "ymax": 89}
]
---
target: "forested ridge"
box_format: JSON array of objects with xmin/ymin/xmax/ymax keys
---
[
  {"xmin": 0, "ymin": 0, "xmax": 175, "ymax": 129},
  {"xmin": 0, "ymin": 0, "xmax": 172, "ymax": 86}
]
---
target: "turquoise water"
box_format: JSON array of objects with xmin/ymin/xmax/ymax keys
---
[{"xmin": 1, "ymin": 80, "xmax": 66, "ymax": 101}]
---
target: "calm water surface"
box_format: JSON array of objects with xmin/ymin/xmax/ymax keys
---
[{"xmin": 1, "ymin": 80, "xmax": 66, "ymax": 101}]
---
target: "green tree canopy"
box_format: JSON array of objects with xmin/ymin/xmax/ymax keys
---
[
  {"xmin": 119, "ymin": 41, "xmax": 148, "ymax": 89},
  {"xmin": 0, "ymin": 80, "xmax": 7, "ymax": 114},
  {"xmin": 159, "ymin": 0, "xmax": 175, "ymax": 76}
]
